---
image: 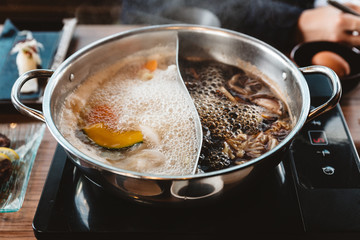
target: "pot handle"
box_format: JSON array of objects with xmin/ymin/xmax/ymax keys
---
[
  {"xmin": 300, "ymin": 65, "xmax": 342, "ymax": 123},
  {"xmin": 11, "ymin": 69, "xmax": 54, "ymax": 123}
]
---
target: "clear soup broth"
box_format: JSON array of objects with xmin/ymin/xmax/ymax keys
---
[{"xmin": 59, "ymin": 48, "xmax": 201, "ymax": 176}]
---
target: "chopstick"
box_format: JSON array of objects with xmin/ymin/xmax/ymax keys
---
[{"xmin": 327, "ymin": 0, "xmax": 360, "ymax": 17}]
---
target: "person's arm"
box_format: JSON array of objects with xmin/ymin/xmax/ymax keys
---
[{"xmin": 297, "ymin": 3, "xmax": 360, "ymax": 46}]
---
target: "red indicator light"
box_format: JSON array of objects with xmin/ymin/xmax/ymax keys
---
[
  {"xmin": 313, "ymin": 138, "xmax": 326, "ymax": 144},
  {"xmin": 308, "ymin": 130, "xmax": 328, "ymax": 145}
]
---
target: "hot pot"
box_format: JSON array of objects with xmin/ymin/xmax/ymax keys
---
[{"xmin": 11, "ymin": 25, "xmax": 341, "ymax": 205}]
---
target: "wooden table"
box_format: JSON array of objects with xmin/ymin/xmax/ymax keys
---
[{"xmin": 0, "ymin": 24, "xmax": 360, "ymax": 239}]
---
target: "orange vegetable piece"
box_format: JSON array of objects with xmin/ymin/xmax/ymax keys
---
[
  {"xmin": 144, "ymin": 60, "xmax": 158, "ymax": 72},
  {"xmin": 83, "ymin": 123, "xmax": 143, "ymax": 149}
]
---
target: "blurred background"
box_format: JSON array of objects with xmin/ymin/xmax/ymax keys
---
[{"xmin": 0, "ymin": 0, "xmax": 123, "ymax": 29}]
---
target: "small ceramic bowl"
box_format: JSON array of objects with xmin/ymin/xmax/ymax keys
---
[{"xmin": 291, "ymin": 41, "xmax": 360, "ymax": 92}]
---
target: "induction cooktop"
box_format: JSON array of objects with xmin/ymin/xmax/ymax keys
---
[{"xmin": 32, "ymin": 74, "xmax": 360, "ymax": 239}]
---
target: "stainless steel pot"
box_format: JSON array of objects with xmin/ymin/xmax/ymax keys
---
[{"xmin": 11, "ymin": 25, "xmax": 341, "ymax": 205}]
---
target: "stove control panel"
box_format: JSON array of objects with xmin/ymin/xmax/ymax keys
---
[
  {"xmin": 289, "ymin": 73, "xmax": 360, "ymax": 189},
  {"xmin": 288, "ymin": 73, "xmax": 360, "ymax": 233},
  {"xmin": 290, "ymin": 105, "xmax": 360, "ymax": 189}
]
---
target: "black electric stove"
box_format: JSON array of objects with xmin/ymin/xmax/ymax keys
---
[{"xmin": 33, "ymin": 74, "xmax": 360, "ymax": 239}]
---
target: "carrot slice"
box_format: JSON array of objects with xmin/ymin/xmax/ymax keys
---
[{"xmin": 144, "ymin": 60, "xmax": 158, "ymax": 72}]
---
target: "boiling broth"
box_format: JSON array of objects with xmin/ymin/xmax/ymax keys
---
[
  {"xmin": 180, "ymin": 59, "xmax": 292, "ymax": 172},
  {"xmin": 59, "ymin": 48, "xmax": 201, "ymax": 176}
]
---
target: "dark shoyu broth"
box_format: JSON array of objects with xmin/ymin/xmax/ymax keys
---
[{"xmin": 180, "ymin": 59, "xmax": 292, "ymax": 172}]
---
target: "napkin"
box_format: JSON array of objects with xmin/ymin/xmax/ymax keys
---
[{"xmin": 0, "ymin": 19, "xmax": 61, "ymax": 101}]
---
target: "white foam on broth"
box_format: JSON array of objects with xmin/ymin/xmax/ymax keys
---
[{"xmin": 59, "ymin": 47, "xmax": 200, "ymax": 176}]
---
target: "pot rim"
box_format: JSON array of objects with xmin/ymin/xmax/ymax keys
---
[{"xmin": 43, "ymin": 24, "xmax": 310, "ymax": 180}]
